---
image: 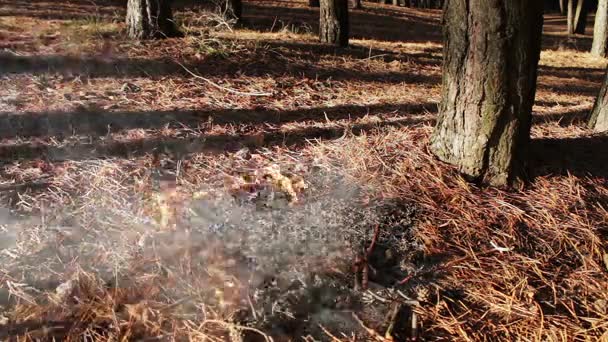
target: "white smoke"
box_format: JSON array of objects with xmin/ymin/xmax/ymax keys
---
[{"xmin": 0, "ymin": 160, "xmax": 418, "ymax": 338}]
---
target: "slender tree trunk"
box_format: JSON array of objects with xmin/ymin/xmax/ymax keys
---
[
  {"xmin": 309, "ymin": 0, "xmax": 320, "ymax": 7},
  {"xmin": 393, "ymin": 0, "xmax": 400, "ymax": 5},
  {"xmin": 430, "ymin": 0, "xmax": 543, "ymax": 187},
  {"xmin": 223, "ymin": 0, "xmax": 242, "ymax": 22},
  {"xmin": 126, "ymin": 0, "xmax": 180, "ymax": 39},
  {"xmin": 589, "ymin": 69, "xmax": 608, "ymax": 132},
  {"xmin": 573, "ymin": 0, "xmax": 587, "ymax": 34},
  {"xmin": 320, "ymin": 0, "xmax": 349, "ymax": 47},
  {"xmin": 351, "ymin": 0, "xmax": 363, "ymax": 9},
  {"xmin": 559, "ymin": 0, "xmax": 565, "ymax": 14},
  {"xmin": 592, "ymin": 0, "xmax": 608, "ymax": 57},
  {"xmin": 567, "ymin": 0, "xmax": 575, "ymax": 34}
]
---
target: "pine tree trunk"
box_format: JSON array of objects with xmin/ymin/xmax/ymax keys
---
[
  {"xmin": 567, "ymin": 0, "xmax": 575, "ymax": 34},
  {"xmin": 309, "ymin": 0, "xmax": 320, "ymax": 7},
  {"xmin": 573, "ymin": 0, "xmax": 588, "ymax": 34},
  {"xmin": 320, "ymin": 0, "xmax": 349, "ymax": 47},
  {"xmin": 126, "ymin": 0, "xmax": 180, "ymax": 39},
  {"xmin": 430, "ymin": 0, "xmax": 543, "ymax": 187},
  {"xmin": 589, "ymin": 69, "xmax": 608, "ymax": 132},
  {"xmin": 223, "ymin": 0, "xmax": 242, "ymax": 22},
  {"xmin": 592, "ymin": 0, "xmax": 608, "ymax": 57}
]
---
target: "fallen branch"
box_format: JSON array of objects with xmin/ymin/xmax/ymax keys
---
[
  {"xmin": 176, "ymin": 61, "xmax": 273, "ymax": 97},
  {"xmin": 354, "ymin": 224, "xmax": 382, "ymax": 291},
  {"xmin": 367, "ymin": 223, "xmax": 381, "ymax": 258}
]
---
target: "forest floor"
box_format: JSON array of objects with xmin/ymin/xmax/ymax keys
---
[{"xmin": 0, "ymin": 0, "xmax": 607, "ymax": 341}]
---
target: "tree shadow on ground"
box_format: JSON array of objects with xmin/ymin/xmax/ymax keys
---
[
  {"xmin": 0, "ymin": 116, "xmax": 433, "ymax": 162},
  {"xmin": 0, "ymin": 0, "xmax": 124, "ymax": 21},
  {"xmin": 539, "ymin": 65, "xmax": 606, "ymax": 81},
  {"xmin": 0, "ymin": 102, "xmax": 437, "ymax": 139},
  {"xmin": 0, "ymin": 51, "xmax": 441, "ymax": 84},
  {"xmin": 1, "ymin": 102, "xmax": 602, "ymax": 177},
  {"xmin": 243, "ymin": 2, "xmax": 443, "ymax": 43},
  {"xmin": 535, "ymin": 100, "xmax": 583, "ymax": 107},
  {"xmin": 541, "ymin": 34, "xmax": 594, "ymax": 52},
  {"xmin": 537, "ymin": 78, "xmax": 602, "ymax": 97},
  {"xmin": 532, "ymin": 107, "xmax": 591, "ymax": 126},
  {"xmin": 259, "ymin": 40, "xmax": 442, "ymax": 67},
  {"xmin": 531, "ymin": 134, "xmax": 608, "ymax": 179},
  {"xmin": 7, "ymin": 43, "xmax": 599, "ymax": 95}
]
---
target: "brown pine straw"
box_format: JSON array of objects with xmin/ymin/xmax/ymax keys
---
[{"xmin": 311, "ymin": 125, "xmax": 608, "ymax": 340}]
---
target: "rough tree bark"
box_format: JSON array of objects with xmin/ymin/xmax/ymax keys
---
[
  {"xmin": 589, "ymin": 70, "xmax": 608, "ymax": 132},
  {"xmin": 126, "ymin": 0, "xmax": 180, "ymax": 39},
  {"xmin": 320, "ymin": 0, "xmax": 349, "ymax": 47},
  {"xmin": 223, "ymin": 0, "xmax": 242, "ymax": 22},
  {"xmin": 309, "ymin": 0, "xmax": 320, "ymax": 7},
  {"xmin": 592, "ymin": 0, "xmax": 608, "ymax": 57},
  {"xmin": 567, "ymin": 0, "xmax": 575, "ymax": 34},
  {"xmin": 430, "ymin": 0, "xmax": 543, "ymax": 187}
]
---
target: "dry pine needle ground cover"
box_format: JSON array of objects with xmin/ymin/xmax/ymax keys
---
[{"xmin": 0, "ymin": 0, "xmax": 607, "ymax": 340}]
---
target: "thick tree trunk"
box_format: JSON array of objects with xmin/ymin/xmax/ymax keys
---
[
  {"xmin": 592, "ymin": 0, "xmax": 608, "ymax": 57},
  {"xmin": 567, "ymin": 0, "xmax": 575, "ymax": 34},
  {"xmin": 430, "ymin": 0, "xmax": 543, "ymax": 187},
  {"xmin": 126, "ymin": 0, "xmax": 180, "ymax": 39},
  {"xmin": 320, "ymin": 0, "xmax": 349, "ymax": 47},
  {"xmin": 573, "ymin": 0, "xmax": 588, "ymax": 34},
  {"xmin": 589, "ymin": 69, "xmax": 608, "ymax": 132},
  {"xmin": 223, "ymin": 0, "xmax": 242, "ymax": 22},
  {"xmin": 309, "ymin": 0, "xmax": 320, "ymax": 7},
  {"xmin": 351, "ymin": 0, "xmax": 363, "ymax": 9}
]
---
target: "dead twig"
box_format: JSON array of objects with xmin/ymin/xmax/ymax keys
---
[
  {"xmin": 354, "ymin": 224, "xmax": 382, "ymax": 291},
  {"xmin": 367, "ymin": 223, "xmax": 381, "ymax": 258},
  {"xmin": 176, "ymin": 61, "xmax": 272, "ymax": 97}
]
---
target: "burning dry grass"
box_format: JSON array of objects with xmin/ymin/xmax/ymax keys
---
[{"xmin": 0, "ymin": 151, "xmax": 402, "ymax": 341}]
